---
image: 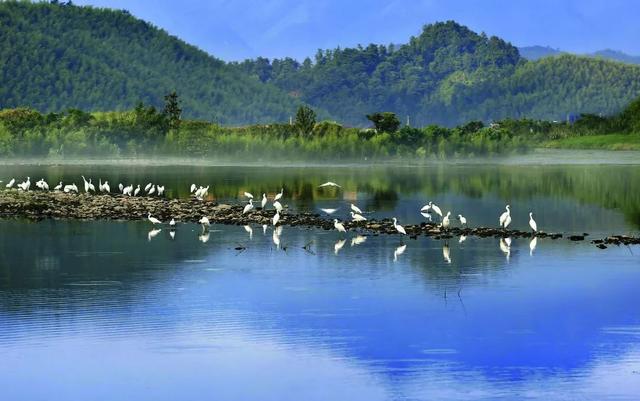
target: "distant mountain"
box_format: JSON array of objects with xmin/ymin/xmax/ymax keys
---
[
  {"xmin": 2, "ymin": 3, "xmax": 640, "ymax": 127},
  {"xmin": 0, "ymin": 1, "xmax": 300, "ymax": 124},
  {"xmin": 519, "ymin": 46, "xmax": 640, "ymax": 65},
  {"xmin": 241, "ymin": 22, "xmax": 640, "ymax": 126}
]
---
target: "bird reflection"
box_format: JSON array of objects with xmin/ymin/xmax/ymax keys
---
[
  {"xmin": 321, "ymin": 208, "xmax": 339, "ymax": 215},
  {"xmin": 147, "ymin": 228, "xmax": 161, "ymax": 242},
  {"xmin": 262, "ymin": 224, "xmax": 268, "ymax": 235},
  {"xmin": 420, "ymin": 212, "xmax": 432, "ymax": 222},
  {"xmin": 244, "ymin": 225, "xmax": 253, "ymax": 240},
  {"xmin": 529, "ymin": 236, "xmax": 538, "ymax": 256},
  {"xmin": 351, "ymin": 235, "xmax": 367, "ymax": 247},
  {"xmin": 458, "ymin": 235, "xmax": 467, "ymax": 244},
  {"xmin": 393, "ymin": 244, "xmax": 407, "ymax": 262},
  {"xmin": 334, "ymin": 239, "xmax": 346, "ymax": 255},
  {"xmin": 499, "ymin": 237, "xmax": 511, "ymax": 261},
  {"xmin": 272, "ymin": 228, "xmax": 282, "ymax": 249},
  {"xmin": 442, "ymin": 243, "xmax": 451, "ymax": 264},
  {"xmin": 169, "ymin": 230, "xmax": 175, "ymax": 240},
  {"xmin": 199, "ymin": 231, "xmax": 210, "ymax": 243}
]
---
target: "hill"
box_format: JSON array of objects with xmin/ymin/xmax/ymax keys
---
[
  {"xmin": 519, "ymin": 45, "xmax": 640, "ymax": 65},
  {"xmin": 0, "ymin": 1, "xmax": 300, "ymax": 124},
  {"xmin": 239, "ymin": 22, "xmax": 640, "ymax": 126}
]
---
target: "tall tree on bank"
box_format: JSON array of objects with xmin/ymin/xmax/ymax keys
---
[
  {"xmin": 163, "ymin": 91, "xmax": 182, "ymax": 130},
  {"xmin": 295, "ymin": 105, "xmax": 316, "ymax": 136},
  {"xmin": 367, "ymin": 112, "xmax": 400, "ymax": 133}
]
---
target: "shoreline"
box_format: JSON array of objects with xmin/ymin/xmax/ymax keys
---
[{"xmin": 1, "ymin": 190, "xmax": 637, "ymax": 249}]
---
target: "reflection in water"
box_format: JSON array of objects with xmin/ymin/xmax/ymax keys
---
[
  {"xmin": 169, "ymin": 230, "xmax": 176, "ymax": 240},
  {"xmin": 393, "ymin": 244, "xmax": 407, "ymax": 262},
  {"xmin": 147, "ymin": 228, "xmax": 161, "ymax": 241},
  {"xmin": 442, "ymin": 243, "xmax": 451, "ymax": 264},
  {"xmin": 499, "ymin": 237, "xmax": 512, "ymax": 261},
  {"xmin": 459, "ymin": 235, "xmax": 467, "ymax": 244},
  {"xmin": 334, "ymin": 239, "xmax": 346, "ymax": 255},
  {"xmin": 198, "ymin": 231, "xmax": 210, "ymax": 243},
  {"xmin": 0, "ymin": 220, "xmax": 639, "ymax": 400},
  {"xmin": 530, "ymin": 236, "xmax": 538, "ymax": 256},
  {"xmin": 244, "ymin": 225, "xmax": 253, "ymax": 240},
  {"xmin": 351, "ymin": 235, "xmax": 367, "ymax": 247},
  {"xmin": 321, "ymin": 208, "xmax": 339, "ymax": 215}
]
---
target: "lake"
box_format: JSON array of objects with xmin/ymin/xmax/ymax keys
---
[{"xmin": 1, "ymin": 156, "xmax": 639, "ymax": 400}]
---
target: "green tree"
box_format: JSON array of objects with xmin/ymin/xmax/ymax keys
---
[
  {"xmin": 295, "ymin": 105, "xmax": 316, "ymax": 136},
  {"xmin": 163, "ymin": 91, "xmax": 182, "ymax": 130},
  {"xmin": 366, "ymin": 112, "xmax": 400, "ymax": 133}
]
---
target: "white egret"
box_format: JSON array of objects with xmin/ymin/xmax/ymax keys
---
[
  {"xmin": 133, "ymin": 185, "xmax": 141, "ymax": 197},
  {"xmin": 420, "ymin": 203, "xmax": 431, "ymax": 212},
  {"xmin": 503, "ymin": 213, "xmax": 512, "ymax": 229},
  {"xmin": 54, "ymin": 181, "xmax": 63, "ymax": 191},
  {"xmin": 334, "ymin": 239, "xmax": 346, "ymax": 255},
  {"xmin": 499, "ymin": 205, "xmax": 511, "ymax": 228},
  {"xmin": 320, "ymin": 208, "xmax": 338, "ymax": 215},
  {"xmin": 273, "ymin": 201, "xmax": 283, "ymax": 213},
  {"xmin": 244, "ymin": 192, "xmax": 254, "ymax": 199},
  {"xmin": 529, "ymin": 236, "xmax": 538, "ymax": 256},
  {"xmin": 147, "ymin": 228, "xmax": 161, "ymax": 241},
  {"xmin": 393, "ymin": 244, "xmax": 407, "ymax": 262},
  {"xmin": 350, "ymin": 204, "xmax": 363, "ymax": 214},
  {"xmin": 529, "ymin": 212, "xmax": 538, "ymax": 232},
  {"xmin": 442, "ymin": 211, "xmax": 451, "ymax": 229},
  {"xmin": 421, "ymin": 212, "xmax": 432, "ymax": 222},
  {"xmin": 458, "ymin": 214, "xmax": 467, "ymax": 226},
  {"xmin": 157, "ymin": 185, "xmax": 165, "ymax": 196},
  {"xmin": 169, "ymin": 218, "xmax": 176, "ymax": 228},
  {"xmin": 123, "ymin": 184, "xmax": 133, "ymax": 196},
  {"xmin": 319, "ymin": 182, "xmax": 341, "ymax": 188},
  {"xmin": 198, "ymin": 216, "xmax": 210, "ymax": 231},
  {"xmin": 351, "ymin": 211, "xmax": 367, "ymax": 222},
  {"xmin": 261, "ymin": 193, "xmax": 267, "ymax": 209},
  {"xmin": 443, "ymin": 243, "xmax": 451, "ymax": 264},
  {"xmin": 147, "ymin": 212, "xmax": 161, "ymax": 226},
  {"xmin": 274, "ymin": 188, "xmax": 284, "ymax": 201},
  {"xmin": 243, "ymin": 199, "xmax": 254, "ymax": 214},
  {"xmin": 351, "ymin": 235, "xmax": 367, "ymax": 246},
  {"xmin": 430, "ymin": 202, "xmax": 443, "ymax": 218},
  {"xmin": 392, "ymin": 218, "xmax": 407, "ymax": 235},
  {"xmin": 244, "ymin": 225, "xmax": 253, "ymax": 240},
  {"xmin": 63, "ymin": 183, "xmax": 78, "ymax": 193},
  {"xmin": 333, "ymin": 219, "xmax": 346, "ymax": 233},
  {"xmin": 145, "ymin": 182, "xmax": 152, "ymax": 192},
  {"xmin": 148, "ymin": 185, "xmax": 156, "ymax": 196},
  {"xmin": 272, "ymin": 211, "xmax": 280, "ymax": 226},
  {"xmin": 190, "ymin": 184, "xmax": 197, "ymax": 193},
  {"xmin": 81, "ymin": 176, "xmax": 90, "ymax": 193},
  {"xmin": 87, "ymin": 179, "xmax": 95, "ymax": 192},
  {"xmin": 5, "ymin": 178, "xmax": 15, "ymax": 188},
  {"xmin": 118, "ymin": 183, "xmax": 124, "ymax": 192}
]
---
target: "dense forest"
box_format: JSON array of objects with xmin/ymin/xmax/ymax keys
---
[
  {"xmin": 0, "ymin": 92, "xmax": 638, "ymax": 160},
  {"xmin": 2, "ymin": 2, "xmax": 640, "ymax": 128},
  {"xmin": 0, "ymin": 1, "xmax": 303, "ymax": 124}
]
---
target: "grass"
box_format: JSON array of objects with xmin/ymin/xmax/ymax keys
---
[{"xmin": 542, "ymin": 133, "xmax": 640, "ymax": 151}]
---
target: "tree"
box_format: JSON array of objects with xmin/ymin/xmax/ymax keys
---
[
  {"xmin": 163, "ymin": 91, "xmax": 182, "ymax": 130},
  {"xmin": 366, "ymin": 112, "xmax": 400, "ymax": 133},
  {"xmin": 295, "ymin": 105, "xmax": 316, "ymax": 136}
]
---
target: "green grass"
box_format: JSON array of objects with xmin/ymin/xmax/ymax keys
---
[{"xmin": 542, "ymin": 133, "xmax": 640, "ymax": 150}]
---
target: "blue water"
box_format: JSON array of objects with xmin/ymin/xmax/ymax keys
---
[{"xmin": 0, "ymin": 218, "xmax": 639, "ymax": 401}]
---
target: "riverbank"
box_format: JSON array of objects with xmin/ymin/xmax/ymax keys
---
[
  {"xmin": 1, "ymin": 190, "xmax": 637, "ymax": 248},
  {"xmin": 543, "ymin": 134, "xmax": 640, "ymax": 151}
]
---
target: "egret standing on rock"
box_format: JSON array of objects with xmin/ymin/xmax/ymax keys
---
[
  {"xmin": 350, "ymin": 204, "xmax": 363, "ymax": 214},
  {"xmin": 392, "ymin": 218, "xmax": 407, "ymax": 235},
  {"xmin": 198, "ymin": 216, "xmax": 210, "ymax": 231},
  {"xmin": 458, "ymin": 214, "xmax": 467, "ymax": 226},
  {"xmin": 5, "ymin": 178, "xmax": 15, "ymax": 189},
  {"xmin": 529, "ymin": 212, "xmax": 538, "ymax": 232},
  {"xmin": 351, "ymin": 211, "xmax": 367, "ymax": 222},
  {"xmin": 273, "ymin": 201, "xmax": 283, "ymax": 213},
  {"xmin": 261, "ymin": 193, "xmax": 267, "ymax": 209},
  {"xmin": 499, "ymin": 205, "xmax": 511, "ymax": 228},
  {"xmin": 274, "ymin": 188, "xmax": 284, "ymax": 202},
  {"xmin": 272, "ymin": 211, "xmax": 280, "ymax": 226},
  {"xmin": 169, "ymin": 218, "xmax": 176, "ymax": 228},
  {"xmin": 133, "ymin": 185, "xmax": 141, "ymax": 197},
  {"xmin": 442, "ymin": 212, "xmax": 451, "ymax": 229},
  {"xmin": 334, "ymin": 219, "xmax": 346, "ymax": 233},
  {"xmin": 243, "ymin": 199, "xmax": 254, "ymax": 214}
]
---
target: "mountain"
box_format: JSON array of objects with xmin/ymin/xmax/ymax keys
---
[
  {"xmin": 240, "ymin": 22, "xmax": 640, "ymax": 126},
  {"xmin": 519, "ymin": 46, "xmax": 640, "ymax": 65},
  {"xmin": 0, "ymin": 1, "xmax": 300, "ymax": 124}
]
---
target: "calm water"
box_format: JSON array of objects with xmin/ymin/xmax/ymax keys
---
[{"xmin": 1, "ymin": 160, "xmax": 639, "ymax": 400}]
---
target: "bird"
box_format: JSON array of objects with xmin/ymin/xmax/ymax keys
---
[
  {"xmin": 244, "ymin": 192, "xmax": 254, "ymax": 199},
  {"xmin": 393, "ymin": 244, "xmax": 407, "ymax": 262},
  {"xmin": 157, "ymin": 185, "xmax": 165, "ymax": 196},
  {"xmin": 99, "ymin": 179, "xmax": 110, "ymax": 193},
  {"xmin": 421, "ymin": 212, "xmax": 432, "ymax": 222},
  {"xmin": 273, "ymin": 201, "xmax": 283, "ymax": 213},
  {"xmin": 198, "ymin": 216, "xmax": 210, "ymax": 231},
  {"xmin": 54, "ymin": 181, "xmax": 63, "ymax": 191},
  {"xmin": 334, "ymin": 239, "xmax": 346, "ymax": 255},
  {"xmin": 529, "ymin": 212, "xmax": 538, "ymax": 232},
  {"xmin": 87, "ymin": 179, "xmax": 95, "ymax": 192},
  {"xmin": 350, "ymin": 204, "xmax": 363, "ymax": 214},
  {"xmin": 123, "ymin": 184, "xmax": 133, "ymax": 196},
  {"xmin": 145, "ymin": 182, "xmax": 153, "ymax": 192},
  {"xmin": 320, "ymin": 208, "xmax": 338, "ymax": 215},
  {"xmin": 5, "ymin": 178, "xmax": 15, "ymax": 188},
  {"xmin": 148, "ymin": 185, "xmax": 156, "ymax": 196},
  {"xmin": 503, "ymin": 213, "xmax": 512, "ymax": 229},
  {"xmin": 169, "ymin": 218, "xmax": 176, "ymax": 228},
  {"xmin": 63, "ymin": 183, "xmax": 78, "ymax": 193},
  {"xmin": 430, "ymin": 202, "xmax": 443, "ymax": 218},
  {"xmin": 81, "ymin": 176, "xmax": 90, "ymax": 193},
  {"xmin": 133, "ymin": 185, "xmax": 141, "ymax": 197},
  {"xmin": 147, "ymin": 212, "xmax": 161, "ymax": 226},
  {"xmin": 274, "ymin": 188, "xmax": 284, "ymax": 202},
  {"xmin": 318, "ymin": 182, "xmax": 341, "ymax": 188},
  {"xmin": 442, "ymin": 211, "xmax": 451, "ymax": 229},
  {"xmin": 261, "ymin": 193, "xmax": 267, "ymax": 209},
  {"xmin": 272, "ymin": 211, "xmax": 280, "ymax": 226},
  {"xmin": 351, "ymin": 211, "xmax": 367, "ymax": 222},
  {"xmin": 499, "ymin": 205, "xmax": 511, "ymax": 228},
  {"xmin": 190, "ymin": 184, "xmax": 197, "ymax": 193},
  {"xmin": 392, "ymin": 218, "xmax": 406, "ymax": 235},
  {"xmin": 243, "ymin": 199, "xmax": 254, "ymax": 214},
  {"xmin": 351, "ymin": 235, "xmax": 367, "ymax": 246},
  {"xmin": 118, "ymin": 183, "xmax": 124, "ymax": 193},
  {"xmin": 458, "ymin": 214, "xmax": 467, "ymax": 226},
  {"xmin": 333, "ymin": 219, "xmax": 346, "ymax": 233}
]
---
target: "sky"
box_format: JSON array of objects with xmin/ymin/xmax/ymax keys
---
[{"xmin": 73, "ymin": 0, "xmax": 640, "ymax": 61}]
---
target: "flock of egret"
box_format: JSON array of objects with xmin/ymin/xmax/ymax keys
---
[{"xmin": 3, "ymin": 176, "xmax": 541, "ymax": 261}]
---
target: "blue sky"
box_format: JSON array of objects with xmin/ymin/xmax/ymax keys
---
[{"xmin": 74, "ymin": 0, "xmax": 640, "ymax": 61}]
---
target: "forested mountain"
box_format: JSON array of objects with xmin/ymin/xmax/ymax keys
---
[
  {"xmin": 2, "ymin": 2, "xmax": 640, "ymax": 127},
  {"xmin": 0, "ymin": 1, "xmax": 300, "ymax": 124},
  {"xmin": 519, "ymin": 46, "xmax": 640, "ymax": 64}
]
